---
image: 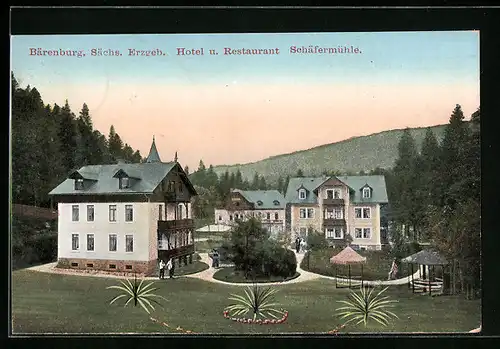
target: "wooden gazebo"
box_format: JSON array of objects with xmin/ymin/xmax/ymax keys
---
[
  {"xmin": 401, "ymin": 249, "xmax": 448, "ymax": 296},
  {"xmin": 330, "ymin": 246, "xmax": 367, "ymax": 289}
]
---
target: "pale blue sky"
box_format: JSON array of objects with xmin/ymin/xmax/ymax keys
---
[{"xmin": 12, "ymin": 31, "xmax": 479, "ymax": 86}]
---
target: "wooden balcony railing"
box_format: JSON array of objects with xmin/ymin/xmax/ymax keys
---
[
  {"xmin": 157, "ymin": 244, "xmax": 195, "ymax": 257},
  {"xmin": 323, "ymin": 218, "xmax": 347, "ymax": 227},
  {"xmin": 158, "ymin": 219, "xmax": 194, "ymax": 232},
  {"xmin": 322, "ymin": 198, "xmax": 345, "ymax": 206}
]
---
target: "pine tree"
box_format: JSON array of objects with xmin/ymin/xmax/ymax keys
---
[
  {"xmin": 108, "ymin": 125, "xmax": 124, "ymax": 161},
  {"xmin": 258, "ymin": 176, "xmax": 267, "ymax": 190},
  {"xmin": 184, "ymin": 165, "xmax": 190, "ymax": 175},
  {"xmin": 57, "ymin": 100, "xmax": 79, "ymax": 173},
  {"xmin": 277, "ymin": 177, "xmax": 284, "ymax": 194},
  {"xmin": 251, "ymin": 172, "xmax": 260, "ymax": 190},
  {"xmin": 235, "ymin": 169, "xmax": 243, "ymax": 188}
]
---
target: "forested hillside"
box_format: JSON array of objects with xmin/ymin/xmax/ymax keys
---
[{"xmin": 11, "ymin": 73, "xmax": 144, "ymax": 208}]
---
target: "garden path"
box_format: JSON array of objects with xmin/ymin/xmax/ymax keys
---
[{"xmin": 26, "ymin": 250, "xmax": 420, "ymax": 287}]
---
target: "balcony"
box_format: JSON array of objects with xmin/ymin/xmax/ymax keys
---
[
  {"xmin": 322, "ymin": 198, "xmax": 344, "ymax": 206},
  {"xmin": 323, "ymin": 218, "xmax": 347, "ymax": 227},
  {"xmin": 260, "ymin": 219, "xmax": 284, "ymax": 224},
  {"xmin": 158, "ymin": 219, "xmax": 194, "ymax": 232},
  {"xmin": 164, "ymin": 192, "xmax": 178, "ymax": 202},
  {"xmin": 158, "ymin": 244, "xmax": 195, "ymax": 256}
]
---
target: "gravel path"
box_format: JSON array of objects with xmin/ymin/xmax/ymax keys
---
[{"xmin": 26, "ymin": 250, "xmax": 420, "ymax": 287}]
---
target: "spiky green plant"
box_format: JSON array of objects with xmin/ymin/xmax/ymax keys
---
[
  {"xmin": 107, "ymin": 274, "xmax": 167, "ymax": 314},
  {"xmin": 336, "ymin": 286, "xmax": 399, "ymax": 327},
  {"xmin": 225, "ymin": 284, "xmax": 284, "ymax": 320}
]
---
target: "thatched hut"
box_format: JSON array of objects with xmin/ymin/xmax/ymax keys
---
[
  {"xmin": 401, "ymin": 249, "xmax": 448, "ymax": 296},
  {"xmin": 330, "ymin": 246, "xmax": 367, "ymax": 288}
]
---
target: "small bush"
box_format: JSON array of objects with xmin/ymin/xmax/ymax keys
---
[{"xmin": 307, "ymin": 231, "xmax": 328, "ymax": 251}]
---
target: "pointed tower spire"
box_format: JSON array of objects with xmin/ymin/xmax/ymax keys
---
[
  {"xmin": 174, "ymin": 151, "xmax": 178, "ymax": 163},
  {"xmin": 146, "ymin": 135, "xmax": 161, "ymax": 163}
]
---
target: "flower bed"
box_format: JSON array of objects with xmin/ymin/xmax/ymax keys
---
[{"xmin": 222, "ymin": 310, "xmax": 289, "ymax": 324}]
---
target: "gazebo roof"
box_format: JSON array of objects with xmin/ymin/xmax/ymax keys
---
[
  {"xmin": 401, "ymin": 249, "xmax": 448, "ymax": 265},
  {"xmin": 330, "ymin": 246, "xmax": 367, "ymax": 265}
]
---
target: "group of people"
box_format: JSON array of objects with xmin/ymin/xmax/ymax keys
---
[
  {"xmin": 158, "ymin": 258, "xmax": 175, "ymax": 280},
  {"xmin": 294, "ymin": 236, "xmax": 306, "ymax": 253},
  {"xmin": 209, "ymin": 249, "xmax": 220, "ymax": 268}
]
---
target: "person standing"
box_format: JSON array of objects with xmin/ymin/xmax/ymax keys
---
[
  {"xmin": 295, "ymin": 237, "xmax": 300, "ymax": 253},
  {"xmin": 158, "ymin": 259, "xmax": 165, "ymax": 280},
  {"xmin": 213, "ymin": 250, "xmax": 220, "ymax": 268},
  {"xmin": 166, "ymin": 258, "xmax": 174, "ymax": 279}
]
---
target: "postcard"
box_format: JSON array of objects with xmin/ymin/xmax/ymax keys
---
[{"xmin": 10, "ymin": 30, "xmax": 480, "ymax": 335}]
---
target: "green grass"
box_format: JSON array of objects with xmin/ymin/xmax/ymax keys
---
[
  {"xmin": 301, "ymin": 248, "xmax": 419, "ymax": 281},
  {"xmin": 174, "ymin": 261, "xmax": 209, "ymax": 276},
  {"xmin": 213, "ymin": 267, "xmax": 300, "ymax": 284},
  {"xmin": 11, "ymin": 269, "xmax": 480, "ymax": 334}
]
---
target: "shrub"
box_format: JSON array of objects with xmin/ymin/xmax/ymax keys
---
[{"xmin": 307, "ymin": 231, "xmax": 328, "ymax": 251}]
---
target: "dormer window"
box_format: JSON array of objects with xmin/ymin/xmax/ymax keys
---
[
  {"xmin": 273, "ymin": 200, "xmax": 280, "ymax": 206},
  {"xmin": 257, "ymin": 200, "xmax": 263, "ymax": 206},
  {"xmin": 74, "ymin": 178, "xmax": 84, "ymax": 190},
  {"xmin": 120, "ymin": 177, "xmax": 130, "ymax": 189},
  {"xmin": 299, "ymin": 189, "xmax": 306, "ymax": 200},
  {"xmin": 362, "ymin": 187, "xmax": 371, "ymax": 198}
]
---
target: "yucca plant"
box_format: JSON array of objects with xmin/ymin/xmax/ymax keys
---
[
  {"xmin": 336, "ymin": 286, "xmax": 399, "ymax": 327},
  {"xmin": 225, "ymin": 284, "xmax": 284, "ymax": 321},
  {"xmin": 107, "ymin": 274, "xmax": 167, "ymax": 314}
]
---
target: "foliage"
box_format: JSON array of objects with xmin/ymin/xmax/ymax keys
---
[
  {"xmin": 307, "ymin": 230, "xmax": 329, "ymax": 251},
  {"xmin": 225, "ymin": 284, "xmax": 285, "ymax": 320},
  {"xmin": 336, "ymin": 286, "xmax": 399, "ymax": 327},
  {"xmin": 107, "ymin": 275, "xmax": 167, "ymax": 314},
  {"xmin": 213, "ymin": 267, "xmax": 299, "ymax": 283},
  {"xmin": 11, "ymin": 75, "xmax": 143, "ymax": 207}
]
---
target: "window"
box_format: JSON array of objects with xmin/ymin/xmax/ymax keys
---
[
  {"xmin": 354, "ymin": 228, "xmax": 363, "ymax": 239},
  {"xmin": 178, "ymin": 181, "xmax": 183, "ymax": 193},
  {"xmin": 86, "ymin": 263, "xmax": 93, "ymax": 268},
  {"xmin": 334, "ymin": 189, "xmax": 341, "ymax": 199},
  {"xmin": 125, "ymin": 235, "xmax": 134, "ymax": 252},
  {"xmin": 74, "ymin": 178, "xmax": 84, "ymax": 190},
  {"xmin": 159, "ymin": 204, "xmax": 163, "ymax": 220},
  {"xmin": 235, "ymin": 214, "xmax": 239, "ymax": 219},
  {"xmin": 87, "ymin": 205, "xmax": 94, "ymax": 222},
  {"xmin": 72, "ymin": 205, "xmax": 79, "ymax": 221},
  {"xmin": 326, "ymin": 228, "xmax": 334, "ymax": 238},
  {"xmin": 257, "ymin": 200, "xmax": 263, "ymax": 206},
  {"xmin": 363, "ymin": 208, "xmax": 371, "ymax": 219},
  {"xmin": 72, "ymin": 234, "xmax": 79, "ymax": 250},
  {"xmin": 326, "ymin": 189, "xmax": 334, "ymax": 199},
  {"xmin": 120, "ymin": 177, "xmax": 130, "ymax": 189},
  {"xmin": 266, "ymin": 212, "xmax": 271, "ymax": 220},
  {"xmin": 71, "ymin": 262, "xmax": 79, "ymax": 267},
  {"xmin": 125, "ymin": 265, "xmax": 132, "ymax": 270},
  {"xmin": 334, "ymin": 208, "xmax": 343, "ymax": 219},
  {"xmin": 168, "ymin": 181, "xmax": 176, "ymax": 192},
  {"xmin": 109, "ymin": 205, "xmax": 117, "ymax": 222},
  {"xmin": 275, "ymin": 212, "xmax": 279, "ymax": 220},
  {"xmin": 125, "ymin": 205, "xmax": 134, "ymax": 222},
  {"xmin": 363, "ymin": 228, "xmax": 371, "ymax": 239},
  {"xmin": 87, "ymin": 234, "xmax": 94, "ymax": 251},
  {"xmin": 273, "ymin": 200, "xmax": 280, "ymax": 206},
  {"xmin": 334, "ymin": 227, "xmax": 344, "ymax": 239},
  {"xmin": 363, "ymin": 187, "xmax": 371, "ymax": 198},
  {"xmin": 299, "ymin": 208, "xmax": 314, "ymax": 219},
  {"xmin": 218, "ymin": 215, "xmax": 222, "ymax": 221},
  {"xmin": 109, "ymin": 234, "xmax": 117, "ymax": 251},
  {"xmin": 354, "ymin": 228, "xmax": 371, "ymax": 239},
  {"xmin": 307, "ymin": 208, "xmax": 314, "ymax": 219},
  {"xmin": 235, "ymin": 202, "xmax": 240, "ymax": 207},
  {"xmin": 299, "ymin": 189, "xmax": 306, "ymax": 200},
  {"xmin": 229, "ymin": 215, "xmax": 233, "ymax": 221},
  {"xmin": 109, "ymin": 264, "xmax": 116, "ymax": 269},
  {"xmin": 355, "ymin": 207, "xmax": 371, "ymax": 219},
  {"xmin": 177, "ymin": 204, "xmax": 183, "ymax": 219}
]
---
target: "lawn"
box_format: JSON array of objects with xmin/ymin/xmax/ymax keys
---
[
  {"xmin": 11, "ymin": 269, "xmax": 480, "ymax": 334},
  {"xmin": 301, "ymin": 248, "xmax": 421, "ymax": 281},
  {"xmin": 213, "ymin": 267, "xmax": 300, "ymax": 283}
]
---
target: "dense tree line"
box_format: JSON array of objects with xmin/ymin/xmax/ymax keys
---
[
  {"xmin": 11, "ymin": 74, "xmax": 143, "ymax": 207},
  {"xmin": 387, "ymin": 104, "xmax": 480, "ymax": 298}
]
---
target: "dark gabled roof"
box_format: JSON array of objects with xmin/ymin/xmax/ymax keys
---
[
  {"xmin": 232, "ymin": 189, "xmax": 286, "ymax": 209},
  {"xmin": 146, "ymin": 136, "xmax": 161, "ymax": 163},
  {"xmin": 285, "ymin": 175, "xmax": 388, "ymax": 205},
  {"xmin": 49, "ymin": 162, "xmax": 196, "ymax": 196},
  {"xmin": 285, "ymin": 176, "xmax": 329, "ymax": 204},
  {"xmin": 401, "ymin": 249, "xmax": 449, "ymax": 265}
]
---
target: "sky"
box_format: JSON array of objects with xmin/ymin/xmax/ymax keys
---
[{"xmin": 11, "ymin": 32, "xmax": 480, "ymax": 170}]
